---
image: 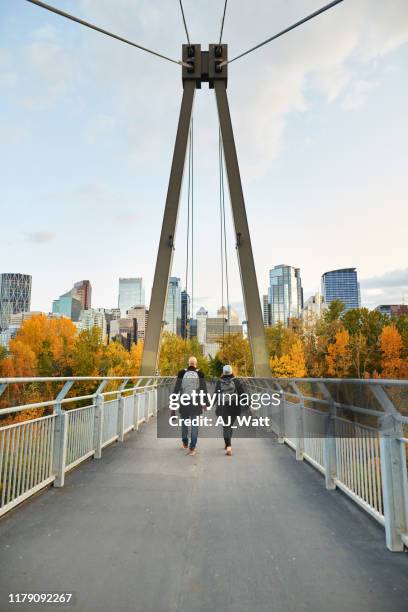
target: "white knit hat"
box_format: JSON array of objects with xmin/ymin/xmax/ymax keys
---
[{"xmin": 222, "ymin": 364, "xmax": 233, "ymax": 375}]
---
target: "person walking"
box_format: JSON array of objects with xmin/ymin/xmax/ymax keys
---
[
  {"xmin": 215, "ymin": 365, "xmax": 244, "ymax": 456},
  {"xmin": 172, "ymin": 356, "xmax": 208, "ymax": 456}
]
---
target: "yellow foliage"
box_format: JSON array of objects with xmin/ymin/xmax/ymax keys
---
[
  {"xmin": 270, "ymin": 338, "xmax": 306, "ymax": 377},
  {"xmin": 216, "ymin": 334, "xmax": 253, "ymax": 377},
  {"xmin": 325, "ymin": 328, "xmax": 352, "ymax": 377},
  {"xmin": 380, "ymin": 325, "xmax": 406, "ymax": 379}
]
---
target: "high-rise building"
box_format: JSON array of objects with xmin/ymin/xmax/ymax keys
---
[
  {"xmin": 118, "ymin": 278, "xmax": 145, "ymax": 317},
  {"xmin": 321, "ymin": 268, "xmax": 360, "ymax": 311},
  {"xmin": 126, "ymin": 306, "xmax": 149, "ymax": 342},
  {"xmin": 196, "ymin": 307, "xmax": 208, "ymax": 345},
  {"xmin": 267, "ymin": 265, "xmax": 303, "ymax": 326},
  {"xmin": 203, "ymin": 306, "xmax": 243, "ymax": 357},
  {"xmin": 73, "ymin": 280, "xmax": 92, "ymax": 310},
  {"xmin": 181, "ymin": 290, "xmax": 191, "ymax": 339},
  {"xmin": 302, "ymin": 291, "xmax": 326, "ymax": 326},
  {"xmin": 78, "ymin": 308, "xmax": 107, "ymax": 341},
  {"xmin": 164, "ymin": 277, "xmax": 181, "ymax": 335},
  {"xmin": 52, "ymin": 291, "xmax": 82, "ymax": 322},
  {"xmin": 0, "ymin": 273, "xmax": 32, "ymax": 331},
  {"xmin": 375, "ymin": 304, "xmax": 408, "ymax": 317}
]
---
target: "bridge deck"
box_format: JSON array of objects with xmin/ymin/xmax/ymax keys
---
[{"xmin": 0, "ymin": 418, "xmax": 407, "ymax": 612}]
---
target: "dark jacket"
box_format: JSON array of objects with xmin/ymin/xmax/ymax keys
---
[
  {"xmin": 214, "ymin": 374, "xmax": 245, "ymax": 419},
  {"xmin": 173, "ymin": 366, "xmax": 208, "ymax": 418}
]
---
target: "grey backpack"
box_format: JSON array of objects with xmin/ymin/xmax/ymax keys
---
[
  {"xmin": 219, "ymin": 378, "xmax": 237, "ymax": 406},
  {"xmin": 181, "ymin": 369, "xmax": 200, "ymax": 397}
]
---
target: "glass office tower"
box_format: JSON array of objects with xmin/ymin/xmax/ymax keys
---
[
  {"xmin": 164, "ymin": 277, "xmax": 182, "ymax": 335},
  {"xmin": 268, "ymin": 265, "xmax": 303, "ymax": 326},
  {"xmin": 321, "ymin": 268, "xmax": 360, "ymax": 311},
  {"xmin": 118, "ymin": 278, "xmax": 145, "ymax": 317},
  {"xmin": 0, "ymin": 273, "xmax": 32, "ymax": 331}
]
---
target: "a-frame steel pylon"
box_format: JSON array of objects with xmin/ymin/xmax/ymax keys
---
[{"xmin": 140, "ymin": 44, "xmax": 270, "ymax": 378}]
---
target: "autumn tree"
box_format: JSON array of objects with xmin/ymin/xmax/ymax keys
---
[
  {"xmin": 216, "ymin": 334, "xmax": 253, "ymax": 376},
  {"xmin": 158, "ymin": 333, "xmax": 208, "ymax": 375},
  {"xmin": 379, "ymin": 325, "xmax": 406, "ymax": 379},
  {"xmin": 270, "ymin": 338, "xmax": 306, "ymax": 378},
  {"xmin": 130, "ymin": 341, "xmax": 144, "ymax": 376},
  {"xmin": 265, "ymin": 323, "xmax": 297, "ymax": 359},
  {"xmin": 72, "ymin": 327, "xmax": 102, "ymax": 377},
  {"xmin": 325, "ymin": 328, "xmax": 352, "ymax": 377}
]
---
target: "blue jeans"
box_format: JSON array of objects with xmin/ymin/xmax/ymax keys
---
[{"xmin": 181, "ymin": 423, "xmax": 199, "ymax": 450}]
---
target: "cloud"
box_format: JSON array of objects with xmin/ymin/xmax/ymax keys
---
[
  {"xmin": 360, "ymin": 268, "xmax": 408, "ymax": 308},
  {"xmin": 342, "ymin": 79, "xmax": 379, "ymax": 110},
  {"xmin": 360, "ymin": 268, "xmax": 408, "ymax": 289},
  {"xmin": 21, "ymin": 39, "xmax": 76, "ymax": 109},
  {"xmin": 85, "ymin": 114, "xmax": 117, "ymax": 143},
  {"xmin": 26, "ymin": 231, "xmax": 56, "ymax": 244},
  {"xmin": 0, "ymin": 121, "xmax": 30, "ymax": 145},
  {"xmin": 115, "ymin": 212, "xmax": 138, "ymax": 224}
]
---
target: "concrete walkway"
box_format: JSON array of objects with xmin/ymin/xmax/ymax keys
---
[{"xmin": 0, "ymin": 416, "xmax": 407, "ymax": 612}]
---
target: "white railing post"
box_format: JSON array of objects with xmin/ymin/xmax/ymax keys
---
[
  {"xmin": 117, "ymin": 379, "xmax": 129, "ymax": 442},
  {"xmin": 153, "ymin": 383, "xmax": 158, "ymax": 416},
  {"xmin": 52, "ymin": 381, "xmax": 74, "ymax": 488},
  {"xmin": 372, "ymin": 385, "xmax": 408, "ymax": 551},
  {"xmin": 380, "ymin": 434, "xmax": 408, "ymax": 552},
  {"xmin": 277, "ymin": 388, "xmax": 285, "ymax": 444},
  {"xmin": 132, "ymin": 380, "xmax": 142, "ymax": 430},
  {"xmin": 145, "ymin": 379, "xmax": 152, "ymax": 421},
  {"xmin": 319, "ymin": 383, "xmax": 337, "ymax": 490},
  {"xmin": 292, "ymin": 383, "xmax": 304, "ymax": 461},
  {"xmin": 94, "ymin": 394, "xmax": 104, "ymax": 459},
  {"xmin": 93, "ymin": 381, "xmax": 107, "ymax": 459},
  {"xmin": 53, "ymin": 411, "xmax": 68, "ymax": 487}
]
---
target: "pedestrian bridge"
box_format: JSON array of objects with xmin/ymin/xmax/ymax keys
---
[{"xmin": 0, "ymin": 376, "xmax": 407, "ymax": 612}]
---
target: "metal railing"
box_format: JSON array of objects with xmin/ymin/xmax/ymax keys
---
[
  {"xmin": 0, "ymin": 376, "xmax": 175, "ymax": 518},
  {"xmin": 1, "ymin": 375, "xmax": 407, "ymax": 552},
  {"xmin": 242, "ymin": 377, "xmax": 408, "ymax": 552}
]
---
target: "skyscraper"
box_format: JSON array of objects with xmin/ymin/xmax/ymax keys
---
[
  {"xmin": 267, "ymin": 265, "xmax": 303, "ymax": 326},
  {"xmin": 118, "ymin": 278, "xmax": 145, "ymax": 317},
  {"xmin": 73, "ymin": 280, "xmax": 92, "ymax": 310},
  {"xmin": 164, "ymin": 277, "xmax": 181, "ymax": 335},
  {"xmin": 52, "ymin": 291, "xmax": 82, "ymax": 321},
  {"xmin": 181, "ymin": 290, "xmax": 190, "ymax": 339},
  {"xmin": 0, "ymin": 273, "xmax": 32, "ymax": 331},
  {"xmin": 196, "ymin": 307, "xmax": 208, "ymax": 345},
  {"xmin": 321, "ymin": 268, "xmax": 360, "ymax": 311}
]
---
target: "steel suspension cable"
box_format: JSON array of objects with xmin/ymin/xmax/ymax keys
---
[
  {"xmin": 220, "ymin": 138, "xmax": 230, "ymax": 332},
  {"xmin": 26, "ymin": 0, "xmax": 188, "ymax": 67},
  {"xmin": 219, "ymin": 129, "xmax": 230, "ymax": 338},
  {"xmin": 220, "ymin": 0, "xmax": 344, "ymax": 66},
  {"xmin": 219, "ymin": 130, "xmax": 225, "ymax": 340},
  {"xmin": 219, "ymin": 0, "xmax": 228, "ymax": 45},
  {"xmin": 178, "ymin": 0, "xmax": 191, "ymax": 46},
  {"xmin": 185, "ymin": 125, "xmax": 193, "ymax": 293},
  {"xmin": 190, "ymin": 118, "xmax": 195, "ymax": 321}
]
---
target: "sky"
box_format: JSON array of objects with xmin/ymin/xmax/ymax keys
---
[{"xmin": 1, "ymin": 0, "xmax": 408, "ymax": 319}]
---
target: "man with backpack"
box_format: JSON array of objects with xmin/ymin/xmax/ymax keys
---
[
  {"xmin": 215, "ymin": 364, "xmax": 245, "ymax": 456},
  {"xmin": 172, "ymin": 356, "xmax": 208, "ymax": 456}
]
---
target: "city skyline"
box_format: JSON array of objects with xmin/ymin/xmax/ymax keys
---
[
  {"xmin": 1, "ymin": 1, "xmax": 408, "ymax": 316},
  {"xmin": 7, "ymin": 264, "xmax": 408, "ymax": 316}
]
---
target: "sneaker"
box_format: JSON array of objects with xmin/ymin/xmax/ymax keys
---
[
  {"xmin": 188, "ymin": 448, "xmax": 197, "ymax": 456},
  {"xmin": 182, "ymin": 442, "xmax": 188, "ymax": 450},
  {"xmin": 225, "ymin": 447, "xmax": 232, "ymax": 456}
]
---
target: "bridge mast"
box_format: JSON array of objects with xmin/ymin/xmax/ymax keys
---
[{"xmin": 140, "ymin": 44, "xmax": 271, "ymax": 377}]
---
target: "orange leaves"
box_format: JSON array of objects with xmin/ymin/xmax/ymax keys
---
[
  {"xmin": 380, "ymin": 325, "xmax": 407, "ymax": 379},
  {"xmin": 325, "ymin": 328, "xmax": 352, "ymax": 377}
]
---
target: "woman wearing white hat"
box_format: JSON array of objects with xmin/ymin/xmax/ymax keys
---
[{"xmin": 214, "ymin": 364, "xmax": 245, "ymax": 456}]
